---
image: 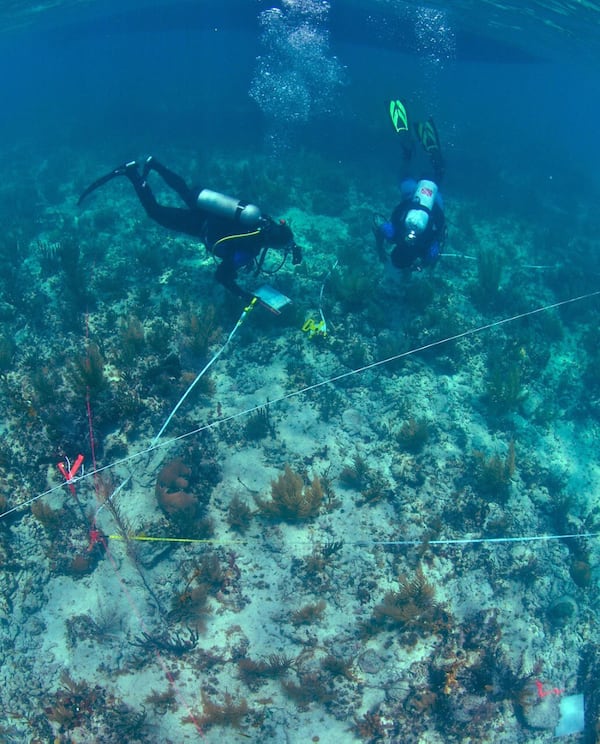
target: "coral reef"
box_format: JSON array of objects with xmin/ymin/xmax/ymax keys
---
[
  {"xmin": 470, "ymin": 248, "xmax": 504, "ymax": 308},
  {"xmin": 182, "ymin": 304, "xmax": 221, "ymax": 360},
  {"xmin": 255, "ymin": 464, "xmax": 324, "ymax": 521},
  {"xmin": 396, "ymin": 416, "xmax": 431, "ymax": 453},
  {"xmin": 290, "ymin": 599, "xmax": 326, "ymax": 626},
  {"xmin": 155, "ymin": 457, "xmax": 196, "ymax": 517},
  {"xmin": 483, "ymin": 351, "xmax": 527, "ymax": 416},
  {"xmin": 243, "ymin": 405, "xmax": 274, "ymax": 441},
  {"xmin": 226, "ymin": 493, "xmax": 253, "ymax": 533},
  {"xmin": 238, "ymin": 653, "xmax": 296, "ymax": 689},
  {"xmin": 365, "ymin": 566, "xmax": 449, "ymax": 638},
  {"xmin": 68, "ymin": 342, "xmax": 107, "ymax": 397},
  {"xmin": 191, "ymin": 690, "xmax": 252, "ymax": 731},
  {"xmin": 472, "ymin": 440, "xmax": 516, "ymax": 500},
  {"xmin": 131, "ymin": 627, "xmax": 199, "ymax": 656},
  {"xmin": 0, "ymin": 99, "xmax": 598, "ymax": 744}
]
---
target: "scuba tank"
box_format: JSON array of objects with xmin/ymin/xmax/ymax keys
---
[
  {"xmin": 405, "ymin": 179, "xmax": 437, "ymax": 236},
  {"xmin": 196, "ymin": 189, "xmax": 262, "ymax": 228}
]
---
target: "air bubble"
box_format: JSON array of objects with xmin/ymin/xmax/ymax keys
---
[{"xmin": 249, "ymin": 0, "xmax": 344, "ymax": 148}]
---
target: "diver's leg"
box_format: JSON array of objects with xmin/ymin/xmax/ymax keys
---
[
  {"xmin": 415, "ymin": 119, "xmax": 445, "ymax": 183},
  {"xmin": 125, "ymin": 164, "xmax": 204, "ymax": 235},
  {"xmin": 400, "ymin": 178, "xmax": 418, "ymax": 200},
  {"xmin": 142, "ymin": 156, "xmax": 197, "ymax": 209},
  {"xmin": 430, "ymin": 150, "xmax": 445, "ymax": 184}
]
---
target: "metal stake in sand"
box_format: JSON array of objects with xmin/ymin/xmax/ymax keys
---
[
  {"xmin": 152, "ymin": 297, "xmax": 257, "ymax": 445},
  {"xmin": 302, "ymin": 259, "xmax": 338, "ymax": 338}
]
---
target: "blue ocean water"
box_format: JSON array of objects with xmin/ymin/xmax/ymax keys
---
[
  {"xmin": 1, "ymin": 1, "xmax": 599, "ymax": 742},
  {"xmin": 0, "ymin": 1, "xmax": 598, "ymax": 236}
]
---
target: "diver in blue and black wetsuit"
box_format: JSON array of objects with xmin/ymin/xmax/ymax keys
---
[
  {"xmin": 375, "ymin": 102, "xmax": 446, "ymax": 272},
  {"xmin": 78, "ymin": 156, "xmax": 302, "ymax": 300}
]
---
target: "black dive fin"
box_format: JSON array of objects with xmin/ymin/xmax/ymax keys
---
[
  {"xmin": 416, "ymin": 118, "xmax": 445, "ymax": 182},
  {"xmin": 77, "ymin": 171, "xmax": 122, "ymax": 206},
  {"xmin": 415, "ymin": 118, "xmax": 441, "ymax": 154},
  {"xmin": 77, "ymin": 161, "xmax": 136, "ymax": 206}
]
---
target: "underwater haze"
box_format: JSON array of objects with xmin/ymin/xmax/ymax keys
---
[{"xmin": 0, "ymin": 1, "xmax": 599, "ymax": 742}]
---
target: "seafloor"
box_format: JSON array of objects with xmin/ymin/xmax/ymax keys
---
[{"xmin": 0, "ymin": 143, "xmax": 598, "ymax": 743}]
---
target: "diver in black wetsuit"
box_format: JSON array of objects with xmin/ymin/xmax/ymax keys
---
[
  {"xmin": 375, "ymin": 106, "xmax": 446, "ymax": 272},
  {"xmin": 78, "ymin": 156, "xmax": 302, "ymax": 300}
]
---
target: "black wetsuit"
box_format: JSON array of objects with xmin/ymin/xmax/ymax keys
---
[
  {"xmin": 125, "ymin": 159, "xmax": 282, "ymax": 299},
  {"xmin": 388, "ymin": 197, "xmax": 445, "ymax": 270}
]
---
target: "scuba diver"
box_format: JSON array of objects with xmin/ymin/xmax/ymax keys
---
[
  {"xmin": 374, "ymin": 100, "xmax": 446, "ymax": 272},
  {"xmin": 78, "ymin": 156, "xmax": 302, "ymax": 300}
]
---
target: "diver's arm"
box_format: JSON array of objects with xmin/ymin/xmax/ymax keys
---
[{"xmin": 215, "ymin": 259, "xmax": 253, "ymax": 301}]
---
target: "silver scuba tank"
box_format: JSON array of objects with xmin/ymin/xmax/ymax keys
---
[
  {"xmin": 196, "ymin": 189, "xmax": 262, "ymax": 228},
  {"xmin": 405, "ymin": 179, "xmax": 437, "ymax": 235}
]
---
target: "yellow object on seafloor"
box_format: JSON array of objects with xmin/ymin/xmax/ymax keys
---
[{"xmin": 302, "ymin": 317, "xmax": 327, "ymax": 338}]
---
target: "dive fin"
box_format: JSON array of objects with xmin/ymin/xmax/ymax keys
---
[
  {"xmin": 77, "ymin": 161, "xmax": 137, "ymax": 206},
  {"xmin": 416, "ymin": 118, "xmax": 441, "ymax": 154},
  {"xmin": 389, "ymin": 99, "xmax": 409, "ymax": 133},
  {"xmin": 416, "ymin": 118, "xmax": 445, "ymax": 182},
  {"xmin": 390, "ymin": 99, "xmax": 413, "ymax": 162}
]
